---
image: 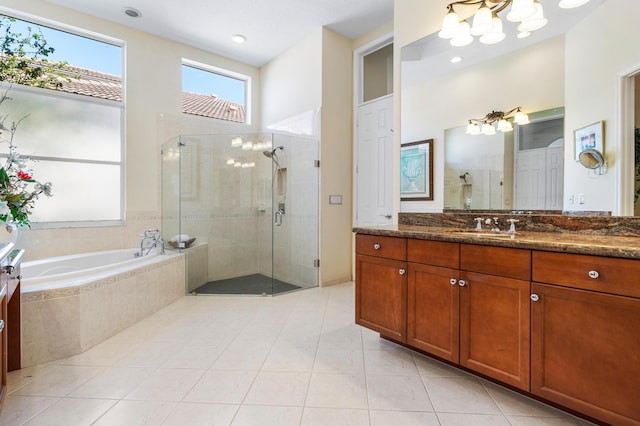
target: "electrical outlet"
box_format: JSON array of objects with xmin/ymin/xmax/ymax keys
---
[{"xmin": 578, "ymin": 193, "xmax": 585, "ymax": 204}]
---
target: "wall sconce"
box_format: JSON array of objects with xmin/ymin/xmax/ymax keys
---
[{"xmin": 466, "ymin": 107, "xmax": 529, "ymax": 135}]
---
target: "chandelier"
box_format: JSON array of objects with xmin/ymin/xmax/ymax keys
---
[
  {"xmin": 465, "ymin": 107, "xmax": 529, "ymax": 135},
  {"xmin": 439, "ymin": 0, "xmax": 591, "ymax": 47}
]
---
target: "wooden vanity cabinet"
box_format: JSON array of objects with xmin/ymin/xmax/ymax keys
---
[
  {"xmin": 531, "ymin": 251, "xmax": 640, "ymax": 426},
  {"xmin": 0, "ymin": 283, "xmax": 6, "ymax": 413},
  {"xmin": 406, "ymin": 241, "xmax": 531, "ymax": 390},
  {"xmin": 355, "ymin": 234, "xmax": 407, "ymax": 342}
]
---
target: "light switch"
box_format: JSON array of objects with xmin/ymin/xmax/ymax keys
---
[{"xmin": 329, "ymin": 195, "xmax": 342, "ymax": 205}]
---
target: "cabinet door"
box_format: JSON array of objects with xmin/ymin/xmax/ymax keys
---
[
  {"xmin": 459, "ymin": 271, "xmax": 530, "ymax": 391},
  {"xmin": 407, "ymin": 263, "xmax": 459, "ymax": 362},
  {"xmin": 355, "ymin": 254, "xmax": 407, "ymax": 342},
  {"xmin": 531, "ymin": 283, "xmax": 640, "ymax": 426}
]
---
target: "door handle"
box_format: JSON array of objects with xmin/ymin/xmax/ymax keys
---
[{"xmin": 380, "ymin": 214, "xmax": 392, "ymax": 219}]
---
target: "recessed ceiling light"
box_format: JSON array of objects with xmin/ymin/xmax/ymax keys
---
[
  {"xmin": 450, "ymin": 56, "xmax": 463, "ymax": 63},
  {"xmin": 123, "ymin": 7, "xmax": 142, "ymax": 18},
  {"xmin": 231, "ymin": 34, "xmax": 247, "ymax": 44}
]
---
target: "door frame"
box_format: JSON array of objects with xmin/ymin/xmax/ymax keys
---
[{"xmin": 618, "ymin": 66, "xmax": 639, "ymax": 215}]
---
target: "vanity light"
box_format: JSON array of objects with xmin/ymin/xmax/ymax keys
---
[
  {"xmin": 465, "ymin": 107, "xmax": 529, "ymax": 136},
  {"xmin": 451, "ymin": 56, "xmax": 463, "ymax": 63},
  {"xmin": 226, "ymin": 158, "xmax": 235, "ymax": 165},
  {"xmin": 231, "ymin": 137, "xmax": 243, "ymax": 147},
  {"xmin": 439, "ymin": 0, "xmax": 588, "ymax": 47}
]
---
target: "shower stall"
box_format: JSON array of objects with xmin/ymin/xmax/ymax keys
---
[{"xmin": 161, "ymin": 133, "xmax": 319, "ymax": 296}]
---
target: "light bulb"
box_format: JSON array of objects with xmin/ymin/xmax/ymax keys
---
[
  {"xmin": 497, "ymin": 119, "xmax": 513, "ymax": 132},
  {"xmin": 559, "ymin": 0, "xmax": 590, "ymax": 8},
  {"xmin": 480, "ymin": 15, "xmax": 506, "ymax": 44},
  {"xmin": 518, "ymin": 1, "xmax": 547, "ymax": 32},
  {"xmin": 466, "ymin": 122, "xmax": 480, "ymax": 135},
  {"xmin": 507, "ymin": 0, "xmax": 536, "ymax": 22},
  {"xmin": 450, "ymin": 20, "xmax": 473, "ymax": 47},
  {"xmin": 470, "ymin": 2, "xmax": 494, "ymax": 36},
  {"xmin": 481, "ymin": 122, "xmax": 496, "ymax": 135},
  {"xmin": 439, "ymin": 8, "xmax": 461, "ymax": 39}
]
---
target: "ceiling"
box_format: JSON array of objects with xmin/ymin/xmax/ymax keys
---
[{"xmin": 44, "ymin": 0, "xmax": 394, "ymax": 67}]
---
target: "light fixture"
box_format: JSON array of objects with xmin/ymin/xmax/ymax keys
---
[
  {"xmin": 440, "ymin": 0, "xmax": 589, "ymax": 47},
  {"xmin": 231, "ymin": 137, "xmax": 243, "ymax": 147},
  {"xmin": 465, "ymin": 107, "xmax": 529, "ymax": 135},
  {"xmin": 231, "ymin": 34, "xmax": 247, "ymax": 44},
  {"xmin": 122, "ymin": 7, "xmax": 142, "ymax": 18},
  {"xmin": 450, "ymin": 56, "xmax": 463, "ymax": 63}
]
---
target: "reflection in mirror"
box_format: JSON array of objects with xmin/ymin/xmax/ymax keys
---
[{"xmin": 444, "ymin": 108, "xmax": 564, "ymax": 211}]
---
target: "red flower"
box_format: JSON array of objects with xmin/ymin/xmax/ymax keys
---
[{"xmin": 17, "ymin": 170, "xmax": 32, "ymax": 180}]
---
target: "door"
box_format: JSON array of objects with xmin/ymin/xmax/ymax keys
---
[{"xmin": 355, "ymin": 95, "xmax": 394, "ymax": 226}]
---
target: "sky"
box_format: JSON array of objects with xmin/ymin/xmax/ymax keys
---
[{"xmin": 3, "ymin": 15, "xmax": 245, "ymax": 105}]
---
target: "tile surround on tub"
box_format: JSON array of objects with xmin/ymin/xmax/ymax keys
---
[{"xmin": 21, "ymin": 255, "xmax": 185, "ymax": 368}]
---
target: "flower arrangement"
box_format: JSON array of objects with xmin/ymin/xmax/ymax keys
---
[{"xmin": 0, "ymin": 89, "xmax": 52, "ymax": 228}]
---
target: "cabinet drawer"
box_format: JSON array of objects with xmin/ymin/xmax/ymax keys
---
[
  {"xmin": 460, "ymin": 244, "xmax": 531, "ymax": 281},
  {"xmin": 408, "ymin": 239, "xmax": 459, "ymax": 268},
  {"xmin": 356, "ymin": 234, "xmax": 406, "ymax": 261},
  {"xmin": 532, "ymin": 251, "xmax": 640, "ymax": 298}
]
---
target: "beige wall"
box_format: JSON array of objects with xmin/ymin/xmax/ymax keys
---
[{"xmin": 1, "ymin": 0, "xmax": 260, "ymax": 260}]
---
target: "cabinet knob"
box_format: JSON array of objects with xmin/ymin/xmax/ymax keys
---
[
  {"xmin": 530, "ymin": 294, "xmax": 540, "ymax": 302},
  {"xmin": 450, "ymin": 278, "xmax": 457, "ymax": 285},
  {"xmin": 0, "ymin": 319, "xmax": 4, "ymax": 332},
  {"xmin": 399, "ymin": 269, "xmax": 406, "ymax": 275},
  {"xmin": 458, "ymin": 280, "xmax": 466, "ymax": 287},
  {"xmin": 588, "ymin": 270, "xmax": 599, "ymax": 279},
  {"xmin": 373, "ymin": 243, "xmax": 381, "ymax": 250}
]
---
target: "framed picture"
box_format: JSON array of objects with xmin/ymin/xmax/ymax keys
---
[
  {"xmin": 574, "ymin": 121, "xmax": 604, "ymax": 160},
  {"xmin": 401, "ymin": 139, "xmax": 433, "ymax": 201}
]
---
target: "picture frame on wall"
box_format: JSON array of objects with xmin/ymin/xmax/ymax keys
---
[
  {"xmin": 400, "ymin": 139, "xmax": 433, "ymax": 201},
  {"xmin": 574, "ymin": 121, "xmax": 604, "ymax": 160}
]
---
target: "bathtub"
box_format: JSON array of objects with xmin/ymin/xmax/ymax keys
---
[{"xmin": 20, "ymin": 248, "xmax": 186, "ymax": 367}]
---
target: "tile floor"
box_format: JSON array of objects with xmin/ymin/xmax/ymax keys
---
[{"xmin": 0, "ymin": 282, "xmax": 596, "ymax": 426}]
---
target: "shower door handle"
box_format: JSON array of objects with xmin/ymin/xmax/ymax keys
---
[{"xmin": 275, "ymin": 210, "xmax": 283, "ymax": 226}]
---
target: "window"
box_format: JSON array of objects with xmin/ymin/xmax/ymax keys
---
[
  {"xmin": 0, "ymin": 13, "xmax": 123, "ymax": 227},
  {"xmin": 182, "ymin": 60, "xmax": 249, "ymax": 124}
]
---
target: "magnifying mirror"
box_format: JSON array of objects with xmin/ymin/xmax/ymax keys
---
[{"xmin": 578, "ymin": 148, "xmax": 605, "ymax": 169}]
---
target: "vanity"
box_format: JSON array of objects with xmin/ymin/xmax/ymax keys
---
[{"xmin": 354, "ymin": 213, "xmax": 640, "ymax": 426}]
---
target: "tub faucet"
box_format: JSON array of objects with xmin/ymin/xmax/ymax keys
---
[{"xmin": 137, "ymin": 229, "xmax": 165, "ymax": 257}]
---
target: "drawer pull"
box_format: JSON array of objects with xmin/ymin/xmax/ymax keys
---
[
  {"xmin": 399, "ymin": 269, "xmax": 406, "ymax": 275},
  {"xmin": 530, "ymin": 294, "xmax": 540, "ymax": 302},
  {"xmin": 0, "ymin": 319, "xmax": 4, "ymax": 332},
  {"xmin": 450, "ymin": 278, "xmax": 457, "ymax": 285},
  {"xmin": 588, "ymin": 270, "xmax": 599, "ymax": 279},
  {"xmin": 458, "ymin": 280, "xmax": 467, "ymax": 287},
  {"xmin": 373, "ymin": 243, "xmax": 381, "ymax": 250}
]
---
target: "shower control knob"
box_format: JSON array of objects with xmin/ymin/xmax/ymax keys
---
[
  {"xmin": 450, "ymin": 278, "xmax": 457, "ymax": 285},
  {"xmin": 588, "ymin": 270, "xmax": 599, "ymax": 279},
  {"xmin": 399, "ymin": 269, "xmax": 406, "ymax": 275},
  {"xmin": 373, "ymin": 243, "xmax": 381, "ymax": 250}
]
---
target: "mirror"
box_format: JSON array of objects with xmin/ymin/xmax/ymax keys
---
[
  {"xmin": 579, "ymin": 149, "xmax": 606, "ymax": 170},
  {"xmin": 399, "ymin": 0, "xmax": 640, "ymax": 215},
  {"xmin": 444, "ymin": 108, "xmax": 564, "ymax": 211}
]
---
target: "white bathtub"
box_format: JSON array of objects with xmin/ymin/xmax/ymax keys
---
[
  {"xmin": 22, "ymin": 248, "xmax": 167, "ymax": 292},
  {"xmin": 20, "ymin": 248, "xmax": 186, "ymax": 367}
]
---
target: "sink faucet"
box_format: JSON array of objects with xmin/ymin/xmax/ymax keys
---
[{"xmin": 137, "ymin": 229, "xmax": 165, "ymax": 257}]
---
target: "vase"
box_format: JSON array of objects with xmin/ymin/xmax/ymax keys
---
[{"xmin": 0, "ymin": 221, "xmax": 19, "ymax": 247}]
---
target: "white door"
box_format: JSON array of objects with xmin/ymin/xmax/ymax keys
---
[{"xmin": 355, "ymin": 95, "xmax": 394, "ymax": 226}]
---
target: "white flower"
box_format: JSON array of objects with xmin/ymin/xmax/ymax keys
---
[{"xmin": 0, "ymin": 201, "xmax": 11, "ymax": 218}]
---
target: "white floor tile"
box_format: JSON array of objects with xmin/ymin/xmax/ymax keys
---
[
  {"xmin": 0, "ymin": 395, "xmax": 59, "ymax": 426},
  {"xmin": 424, "ymin": 376, "xmax": 501, "ymax": 414},
  {"xmin": 300, "ymin": 407, "xmax": 370, "ymax": 426},
  {"xmin": 92, "ymin": 400, "xmax": 176, "ymax": 426},
  {"xmin": 305, "ymin": 373, "xmax": 368, "ymax": 409},
  {"xmin": 124, "ymin": 368, "xmax": 205, "ymax": 401},
  {"xmin": 437, "ymin": 412, "xmax": 511, "ymax": 425},
  {"xmin": 366, "ymin": 374, "xmax": 434, "ymax": 412},
  {"xmin": 364, "ymin": 348, "xmax": 419, "ymax": 376},
  {"xmin": 183, "ymin": 370, "xmax": 257, "ymax": 404},
  {"xmin": 230, "ymin": 405, "xmax": 303, "ymax": 426},
  {"xmin": 21, "ymin": 398, "xmax": 116, "ymax": 426},
  {"xmin": 243, "ymin": 371, "xmax": 311, "ymax": 406},
  {"xmin": 161, "ymin": 402, "xmax": 239, "ymax": 426},
  {"xmin": 313, "ymin": 348, "xmax": 365, "ymax": 374},
  {"xmin": 10, "ymin": 365, "xmax": 104, "ymax": 398},
  {"xmin": 68, "ymin": 367, "xmax": 154, "ymax": 399},
  {"xmin": 370, "ymin": 410, "xmax": 440, "ymax": 426}
]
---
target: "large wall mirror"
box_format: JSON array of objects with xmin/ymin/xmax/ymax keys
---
[{"xmin": 400, "ymin": 0, "xmax": 640, "ymax": 216}]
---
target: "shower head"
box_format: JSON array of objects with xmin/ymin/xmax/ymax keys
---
[{"xmin": 262, "ymin": 146, "xmax": 284, "ymax": 159}]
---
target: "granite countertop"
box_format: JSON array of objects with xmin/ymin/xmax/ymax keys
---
[{"xmin": 352, "ymin": 224, "xmax": 640, "ymax": 259}]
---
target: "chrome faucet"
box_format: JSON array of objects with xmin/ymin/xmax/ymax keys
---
[{"xmin": 136, "ymin": 229, "xmax": 165, "ymax": 257}]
